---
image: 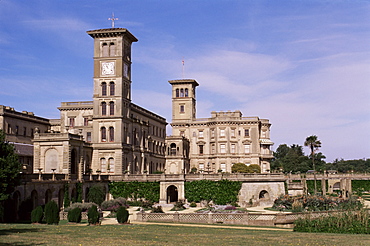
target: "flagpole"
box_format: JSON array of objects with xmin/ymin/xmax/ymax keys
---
[{"xmin": 182, "ymin": 57, "xmax": 185, "ymax": 78}]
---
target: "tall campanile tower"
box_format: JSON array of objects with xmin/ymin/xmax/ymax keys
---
[{"xmin": 87, "ymin": 28, "xmax": 138, "ymax": 174}]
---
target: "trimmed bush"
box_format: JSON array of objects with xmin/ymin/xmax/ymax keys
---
[
  {"xmin": 87, "ymin": 205, "xmax": 100, "ymax": 225},
  {"xmin": 44, "ymin": 200, "xmax": 59, "ymax": 225},
  {"xmin": 67, "ymin": 207, "xmax": 82, "ymax": 223},
  {"xmin": 116, "ymin": 206, "xmax": 129, "ymax": 224},
  {"xmin": 31, "ymin": 206, "xmax": 43, "ymax": 223},
  {"xmin": 64, "ymin": 202, "xmax": 98, "ymax": 212},
  {"xmin": 189, "ymin": 201, "xmax": 197, "ymax": 207},
  {"xmin": 101, "ymin": 197, "xmax": 128, "ymax": 212}
]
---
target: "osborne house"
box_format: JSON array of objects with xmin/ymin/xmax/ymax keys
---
[{"xmin": 1, "ymin": 27, "xmax": 285, "ymax": 215}]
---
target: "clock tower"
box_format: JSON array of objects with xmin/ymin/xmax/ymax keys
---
[{"xmin": 87, "ymin": 28, "xmax": 138, "ymax": 174}]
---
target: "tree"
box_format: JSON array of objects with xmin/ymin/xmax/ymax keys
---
[
  {"xmin": 271, "ymin": 144, "xmax": 310, "ymax": 173},
  {"xmin": 304, "ymin": 135, "xmax": 322, "ymax": 194},
  {"xmin": 247, "ymin": 164, "xmax": 261, "ymax": 173},
  {"xmin": 0, "ymin": 130, "xmax": 22, "ymax": 220},
  {"xmin": 231, "ymin": 163, "xmax": 249, "ymax": 173},
  {"xmin": 87, "ymin": 184, "xmax": 105, "ymax": 205}
]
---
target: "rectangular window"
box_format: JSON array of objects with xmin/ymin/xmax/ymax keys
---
[
  {"xmin": 231, "ymin": 129, "xmax": 235, "ymax": 137},
  {"xmin": 211, "ymin": 129, "xmax": 215, "ymax": 138},
  {"xmin": 23, "ymin": 127, "xmax": 27, "ymax": 136},
  {"xmin": 86, "ymin": 132, "xmax": 92, "ymax": 142},
  {"xmin": 198, "ymin": 130, "xmax": 203, "ymax": 138},
  {"xmin": 180, "ymin": 105, "xmax": 185, "ymax": 113},
  {"xmin": 31, "ymin": 129, "xmax": 34, "ymax": 138},
  {"xmin": 220, "ymin": 144, "xmax": 226, "ymax": 153},
  {"xmin": 180, "ymin": 131, "xmax": 185, "ymax": 136},
  {"xmin": 199, "ymin": 145, "xmax": 204, "ymax": 155},
  {"xmin": 220, "ymin": 163, "xmax": 226, "ymax": 172},
  {"xmin": 220, "ymin": 129, "xmax": 225, "ymax": 137},
  {"xmin": 15, "ymin": 126, "xmax": 19, "ymax": 135},
  {"xmin": 69, "ymin": 118, "xmax": 75, "ymax": 128},
  {"xmin": 7, "ymin": 124, "xmax": 11, "ymax": 134},
  {"xmin": 262, "ymin": 131, "xmax": 266, "ymax": 138},
  {"xmin": 211, "ymin": 144, "xmax": 215, "ymax": 154},
  {"xmin": 244, "ymin": 144, "xmax": 250, "ymax": 153},
  {"xmin": 244, "ymin": 129, "xmax": 249, "ymax": 137},
  {"xmin": 199, "ymin": 163, "xmax": 204, "ymax": 171},
  {"xmin": 84, "ymin": 118, "xmax": 89, "ymax": 126},
  {"xmin": 231, "ymin": 144, "xmax": 235, "ymax": 153}
]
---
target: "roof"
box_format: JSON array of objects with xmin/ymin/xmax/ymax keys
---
[
  {"xmin": 12, "ymin": 143, "xmax": 34, "ymax": 156},
  {"xmin": 86, "ymin": 28, "xmax": 138, "ymax": 42}
]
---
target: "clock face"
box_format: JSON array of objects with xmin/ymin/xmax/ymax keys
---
[{"xmin": 101, "ymin": 62, "xmax": 115, "ymax": 75}]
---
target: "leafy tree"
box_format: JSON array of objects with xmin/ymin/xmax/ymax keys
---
[
  {"xmin": 0, "ymin": 130, "xmax": 22, "ymax": 219},
  {"xmin": 247, "ymin": 164, "xmax": 261, "ymax": 173},
  {"xmin": 304, "ymin": 135, "xmax": 322, "ymax": 194},
  {"xmin": 87, "ymin": 184, "xmax": 105, "ymax": 206},
  {"xmin": 327, "ymin": 159, "xmax": 370, "ymax": 173},
  {"xmin": 271, "ymin": 144, "xmax": 311, "ymax": 173}
]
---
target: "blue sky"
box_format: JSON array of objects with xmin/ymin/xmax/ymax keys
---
[{"xmin": 1, "ymin": 0, "xmax": 369, "ymax": 162}]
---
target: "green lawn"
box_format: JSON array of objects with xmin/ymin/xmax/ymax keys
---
[{"xmin": 1, "ymin": 222, "xmax": 370, "ymax": 246}]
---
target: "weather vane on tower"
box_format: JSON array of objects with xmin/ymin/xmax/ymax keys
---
[{"xmin": 108, "ymin": 13, "xmax": 118, "ymax": 28}]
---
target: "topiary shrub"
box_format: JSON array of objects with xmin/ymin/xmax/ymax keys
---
[
  {"xmin": 31, "ymin": 206, "xmax": 43, "ymax": 223},
  {"xmin": 44, "ymin": 200, "xmax": 59, "ymax": 225},
  {"xmin": 116, "ymin": 206, "xmax": 129, "ymax": 224},
  {"xmin": 67, "ymin": 207, "xmax": 82, "ymax": 223},
  {"xmin": 87, "ymin": 205, "xmax": 100, "ymax": 225},
  {"xmin": 190, "ymin": 201, "xmax": 197, "ymax": 207}
]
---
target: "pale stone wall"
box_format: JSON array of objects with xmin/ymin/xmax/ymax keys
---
[{"xmin": 238, "ymin": 182, "xmax": 285, "ymax": 207}]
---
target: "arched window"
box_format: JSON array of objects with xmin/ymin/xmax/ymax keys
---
[
  {"xmin": 102, "ymin": 43, "xmax": 109, "ymax": 57},
  {"xmin": 109, "ymin": 101, "xmax": 114, "ymax": 116},
  {"xmin": 170, "ymin": 143, "xmax": 177, "ymax": 156},
  {"xmin": 109, "ymin": 42, "xmax": 116, "ymax": 56},
  {"xmin": 100, "ymin": 158, "xmax": 106, "ymax": 172},
  {"xmin": 108, "ymin": 158, "xmax": 114, "ymax": 172},
  {"xmin": 109, "ymin": 127, "xmax": 114, "ymax": 142},
  {"xmin": 176, "ymin": 88, "xmax": 179, "ymax": 97},
  {"xmin": 185, "ymin": 88, "xmax": 188, "ymax": 97},
  {"xmin": 101, "ymin": 102, "xmax": 107, "ymax": 116},
  {"xmin": 109, "ymin": 82, "xmax": 115, "ymax": 96},
  {"xmin": 180, "ymin": 88, "xmax": 184, "ymax": 97},
  {"xmin": 102, "ymin": 82, "xmax": 107, "ymax": 96},
  {"xmin": 101, "ymin": 127, "xmax": 106, "ymax": 142}
]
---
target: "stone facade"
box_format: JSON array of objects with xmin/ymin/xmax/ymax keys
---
[
  {"xmin": 238, "ymin": 182, "xmax": 285, "ymax": 207},
  {"xmin": 31, "ymin": 28, "xmax": 167, "ymax": 178},
  {"xmin": 0, "ymin": 105, "xmax": 51, "ymax": 173},
  {"xmin": 167, "ymin": 79, "xmax": 274, "ymax": 174},
  {"xmin": 2, "ymin": 27, "xmax": 280, "ymax": 215}
]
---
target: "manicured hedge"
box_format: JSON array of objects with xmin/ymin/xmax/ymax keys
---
[
  {"xmin": 185, "ymin": 180, "xmax": 242, "ymax": 205},
  {"xmin": 109, "ymin": 181, "xmax": 160, "ymax": 202}
]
